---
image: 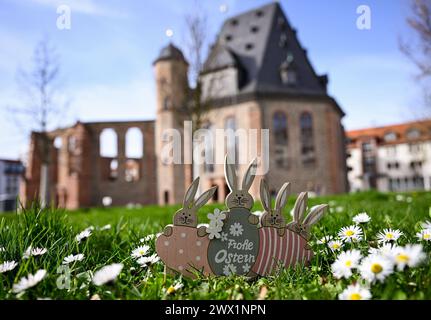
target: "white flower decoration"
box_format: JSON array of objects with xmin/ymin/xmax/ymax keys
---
[
  {"xmin": 206, "ymin": 225, "xmax": 223, "ymax": 240},
  {"xmin": 242, "ymin": 263, "xmax": 251, "ymax": 273},
  {"xmin": 229, "ymin": 222, "xmax": 243, "ymax": 237},
  {"xmin": 220, "ymin": 232, "xmax": 228, "ymax": 242},
  {"xmin": 223, "ymin": 264, "xmax": 237, "ymax": 276}
]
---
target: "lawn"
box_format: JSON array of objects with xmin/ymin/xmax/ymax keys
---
[{"xmin": 0, "ymin": 191, "xmax": 431, "ymax": 300}]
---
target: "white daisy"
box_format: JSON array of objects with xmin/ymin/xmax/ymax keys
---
[
  {"xmin": 392, "ymin": 244, "xmax": 426, "ymax": 271},
  {"xmin": 223, "ymin": 264, "xmax": 237, "ymax": 276},
  {"xmin": 335, "ymin": 206, "xmax": 344, "ymax": 213},
  {"xmin": 92, "ymin": 263, "xmax": 123, "ymax": 286},
  {"xmin": 331, "ymin": 250, "xmax": 362, "ymax": 279},
  {"xmin": 317, "ymin": 236, "xmax": 333, "ymax": 245},
  {"xmin": 100, "ymin": 224, "xmax": 111, "ymax": 231},
  {"xmin": 416, "ymin": 229, "xmax": 431, "ymax": 241},
  {"xmin": 62, "ymin": 254, "xmax": 85, "ymax": 265},
  {"xmin": 229, "ymin": 222, "xmax": 244, "ymax": 237},
  {"xmin": 359, "ymin": 254, "xmax": 394, "ymax": 283},
  {"xmin": 368, "ymin": 243, "xmax": 398, "ymax": 259},
  {"xmin": 166, "ymin": 281, "xmax": 184, "ymax": 294},
  {"xmin": 131, "ymin": 245, "xmax": 150, "ymax": 259},
  {"xmin": 0, "ymin": 247, "xmax": 5, "ymax": 252},
  {"xmin": 23, "ymin": 246, "xmax": 48, "ymax": 259},
  {"xmin": 12, "ymin": 269, "xmax": 47, "ymax": 293},
  {"xmin": 0, "ymin": 261, "xmax": 18, "ymax": 273},
  {"xmin": 137, "ymin": 254, "xmax": 160, "ymax": 267},
  {"xmin": 352, "ymin": 213, "xmax": 371, "ymax": 224},
  {"xmin": 338, "ymin": 225, "xmax": 363, "ymax": 243},
  {"xmin": 75, "ymin": 229, "xmax": 92, "ymax": 243},
  {"xmin": 395, "ymin": 194, "xmax": 405, "ymax": 202},
  {"xmin": 141, "ymin": 234, "xmax": 156, "ymax": 242},
  {"xmin": 327, "ymin": 240, "xmax": 343, "ymax": 252},
  {"xmin": 339, "ymin": 283, "xmax": 372, "ymax": 300},
  {"xmin": 421, "ymin": 220, "xmax": 431, "ymax": 230},
  {"xmin": 377, "ymin": 228, "xmax": 403, "ymax": 243}
]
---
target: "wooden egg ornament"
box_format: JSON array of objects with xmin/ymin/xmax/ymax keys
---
[
  {"xmin": 207, "ymin": 157, "xmax": 260, "ymax": 276},
  {"xmin": 156, "ymin": 177, "xmax": 217, "ymax": 278},
  {"xmin": 252, "ymin": 180, "xmax": 328, "ymax": 276}
]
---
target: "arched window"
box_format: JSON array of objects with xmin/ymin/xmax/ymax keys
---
[
  {"xmin": 100, "ymin": 129, "xmax": 118, "ymax": 158},
  {"xmin": 126, "ymin": 128, "xmax": 143, "ymax": 159},
  {"xmin": 300, "ymin": 112, "xmax": 315, "ymax": 165},
  {"xmin": 273, "ymin": 112, "xmax": 288, "ymax": 145}
]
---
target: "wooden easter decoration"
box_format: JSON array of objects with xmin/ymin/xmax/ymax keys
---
[
  {"xmin": 252, "ymin": 180, "xmax": 328, "ymax": 276},
  {"xmin": 207, "ymin": 156, "xmax": 260, "ymax": 276},
  {"xmin": 155, "ymin": 153, "xmax": 329, "ymax": 279},
  {"xmin": 155, "ymin": 177, "xmax": 217, "ymax": 278}
]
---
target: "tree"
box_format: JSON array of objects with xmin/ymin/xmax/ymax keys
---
[
  {"xmin": 7, "ymin": 38, "xmax": 68, "ymax": 207},
  {"xmin": 172, "ymin": 9, "xmax": 217, "ymax": 184},
  {"xmin": 400, "ymin": 0, "xmax": 431, "ymax": 108}
]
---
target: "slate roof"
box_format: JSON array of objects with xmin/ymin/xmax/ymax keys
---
[
  {"xmin": 153, "ymin": 43, "xmax": 187, "ymax": 65},
  {"xmin": 203, "ymin": 2, "xmax": 328, "ymax": 96}
]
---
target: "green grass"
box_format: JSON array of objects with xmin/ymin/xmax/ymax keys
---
[{"xmin": 0, "ymin": 191, "xmax": 431, "ymax": 300}]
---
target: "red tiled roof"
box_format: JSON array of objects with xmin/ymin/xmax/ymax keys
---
[{"xmin": 346, "ymin": 119, "xmax": 431, "ymax": 148}]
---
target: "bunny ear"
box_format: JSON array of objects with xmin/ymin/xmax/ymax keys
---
[
  {"xmin": 183, "ymin": 177, "xmax": 200, "ymax": 208},
  {"xmin": 303, "ymin": 204, "xmax": 328, "ymax": 228},
  {"xmin": 224, "ymin": 154, "xmax": 237, "ymax": 192},
  {"xmin": 292, "ymin": 192, "xmax": 308, "ymax": 223},
  {"xmin": 260, "ymin": 179, "xmax": 271, "ymax": 212},
  {"xmin": 242, "ymin": 158, "xmax": 257, "ymax": 191},
  {"xmin": 194, "ymin": 186, "xmax": 217, "ymax": 209},
  {"xmin": 275, "ymin": 182, "xmax": 290, "ymax": 211}
]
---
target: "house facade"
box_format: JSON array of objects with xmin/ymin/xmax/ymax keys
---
[{"xmin": 346, "ymin": 119, "xmax": 431, "ymax": 192}]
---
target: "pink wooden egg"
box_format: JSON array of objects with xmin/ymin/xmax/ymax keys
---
[{"xmin": 156, "ymin": 226, "xmax": 213, "ymax": 278}]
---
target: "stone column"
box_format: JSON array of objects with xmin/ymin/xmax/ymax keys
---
[{"xmin": 117, "ymin": 128, "xmax": 127, "ymax": 182}]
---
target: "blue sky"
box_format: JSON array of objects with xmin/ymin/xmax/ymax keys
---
[{"xmin": 0, "ymin": 0, "xmax": 423, "ymax": 159}]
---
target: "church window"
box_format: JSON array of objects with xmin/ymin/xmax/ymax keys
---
[{"xmin": 300, "ymin": 112, "xmax": 316, "ymax": 166}]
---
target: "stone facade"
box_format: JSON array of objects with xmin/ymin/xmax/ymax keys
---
[{"xmin": 21, "ymin": 2, "xmax": 348, "ymax": 209}]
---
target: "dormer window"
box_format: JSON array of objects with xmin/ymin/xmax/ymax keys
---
[
  {"xmin": 256, "ymin": 10, "xmax": 264, "ymax": 17},
  {"xmin": 245, "ymin": 43, "xmax": 254, "ymax": 51},
  {"xmin": 280, "ymin": 53, "xmax": 296, "ymax": 85},
  {"xmin": 279, "ymin": 34, "xmax": 288, "ymax": 48},
  {"xmin": 406, "ymin": 128, "xmax": 421, "ymax": 140},
  {"xmin": 384, "ymin": 132, "xmax": 397, "ymax": 142},
  {"xmin": 250, "ymin": 26, "xmax": 259, "ymax": 33},
  {"xmin": 231, "ymin": 19, "xmax": 239, "ymax": 26}
]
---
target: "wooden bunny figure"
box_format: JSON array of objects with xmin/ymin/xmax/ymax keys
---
[
  {"xmin": 207, "ymin": 155, "xmax": 260, "ymax": 276},
  {"xmin": 156, "ymin": 177, "xmax": 217, "ymax": 278},
  {"xmin": 252, "ymin": 181, "xmax": 328, "ymax": 276}
]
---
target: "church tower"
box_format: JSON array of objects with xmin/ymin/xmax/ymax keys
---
[{"xmin": 154, "ymin": 43, "xmax": 190, "ymax": 205}]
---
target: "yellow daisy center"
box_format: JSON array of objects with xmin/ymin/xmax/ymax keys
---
[
  {"xmin": 424, "ymin": 234, "xmax": 430, "ymax": 239},
  {"xmin": 332, "ymin": 243, "xmax": 340, "ymax": 249},
  {"xmin": 371, "ymin": 263, "xmax": 383, "ymax": 274},
  {"xmin": 396, "ymin": 254, "xmax": 409, "ymax": 263},
  {"xmin": 345, "ymin": 260, "xmax": 352, "ymax": 267},
  {"xmin": 386, "ymin": 233, "xmax": 394, "ymax": 239},
  {"xmin": 345, "ymin": 230, "xmax": 354, "ymax": 237},
  {"xmin": 350, "ymin": 293, "xmax": 362, "ymax": 300},
  {"xmin": 167, "ymin": 286, "xmax": 176, "ymax": 294}
]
